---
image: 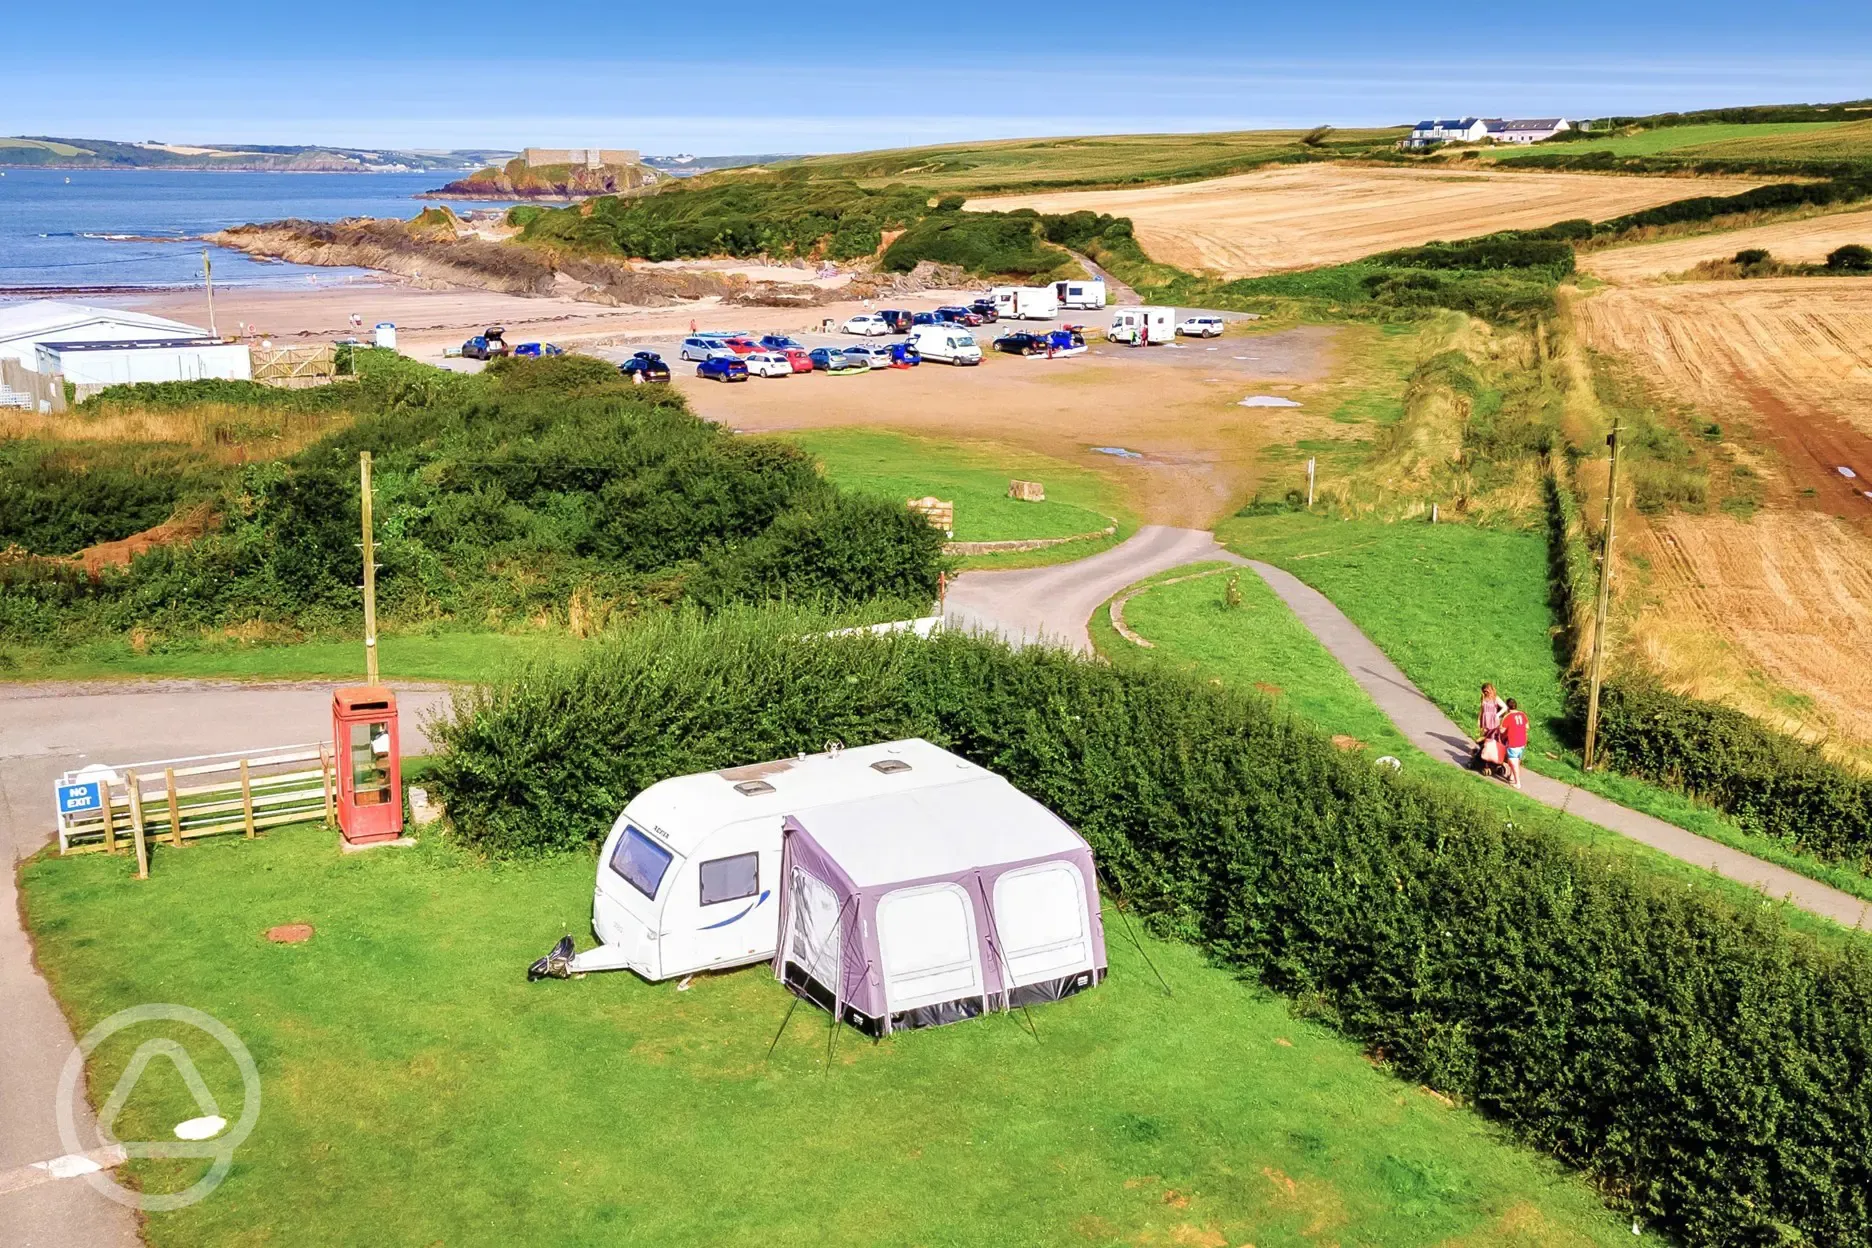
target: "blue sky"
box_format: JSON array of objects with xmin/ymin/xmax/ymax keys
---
[{"xmin": 13, "ymin": 2, "xmax": 1872, "ymax": 153}]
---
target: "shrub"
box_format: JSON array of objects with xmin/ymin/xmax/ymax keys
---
[
  {"xmin": 1734, "ymin": 248, "xmax": 1772, "ymax": 266},
  {"xmin": 1370, "ymin": 238, "xmax": 1577, "ymax": 279},
  {"xmin": 881, "ymin": 212, "xmax": 1069, "ymax": 277},
  {"xmin": 1826, "ymin": 243, "xmax": 1872, "ymax": 272},
  {"xmin": 432, "ymin": 615, "xmax": 1872, "ymax": 1246}
]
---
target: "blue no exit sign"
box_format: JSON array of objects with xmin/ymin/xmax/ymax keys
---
[{"xmin": 57, "ymin": 781, "xmax": 104, "ymax": 816}]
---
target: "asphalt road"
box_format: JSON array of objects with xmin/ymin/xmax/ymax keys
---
[{"xmin": 0, "ymin": 682, "xmax": 448, "ymax": 1245}]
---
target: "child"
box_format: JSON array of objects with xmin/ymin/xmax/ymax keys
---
[{"xmin": 1502, "ymin": 697, "xmax": 1530, "ymax": 789}]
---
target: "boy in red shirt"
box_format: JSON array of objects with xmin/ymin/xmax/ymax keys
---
[{"xmin": 1502, "ymin": 697, "xmax": 1530, "ymax": 789}]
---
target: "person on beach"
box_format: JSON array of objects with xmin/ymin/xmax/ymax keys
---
[{"xmin": 1501, "ymin": 698, "xmax": 1529, "ymax": 788}]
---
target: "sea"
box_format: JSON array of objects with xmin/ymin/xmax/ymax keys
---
[{"xmin": 0, "ymin": 168, "xmax": 516, "ymax": 294}]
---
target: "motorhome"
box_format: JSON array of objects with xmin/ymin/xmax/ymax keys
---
[
  {"xmin": 1053, "ymin": 278, "xmax": 1106, "ymax": 310},
  {"xmin": 544, "ymin": 740, "xmax": 1060, "ymax": 982},
  {"xmin": 907, "ymin": 323, "xmax": 983, "ymax": 365},
  {"xmin": 1107, "ymin": 305, "xmax": 1174, "ymax": 345},
  {"xmin": 990, "ymin": 285, "xmax": 1059, "ymax": 321}
]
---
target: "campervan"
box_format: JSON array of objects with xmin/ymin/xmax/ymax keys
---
[
  {"xmin": 1108, "ymin": 305, "xmax": 1174, "ymax": 345},
  {"xmin": 990, "ymin": 285, "xmax": 1059, "ymax": 321},
  {"xmin": 1053, "ymin": 278, "xmax": 1106, "ymax": 310},
  {"xmin": 907, "ymin": 323, "xmax": 982, "ymax": 365},
  {"xmin": 543, "ymin": 740, "xmax": 1068, "ymax": 982}
]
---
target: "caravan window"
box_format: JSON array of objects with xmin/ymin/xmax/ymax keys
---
[
  {"xmin": 699, "ymin": 852, "xmax": 759, "ymax": 905},
  {"xmin": 609, "ymin": 826, "xmax": 673, "ymax": 899}
]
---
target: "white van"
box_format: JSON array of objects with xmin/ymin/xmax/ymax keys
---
[
  {"xmin": 1054, "ymin": 278, "xmax": 1106, "ymax": 309},
  {"xmin": 1108, "ymin": 305, "xmax": 1174, "ymax": 345},
  {"xmin": 546, "ymin": 741, "xmax": 1004, "ymax": 982},
  {"xmin": 908, "ymin": 323, "xmax": 982, "ymax": 365}
]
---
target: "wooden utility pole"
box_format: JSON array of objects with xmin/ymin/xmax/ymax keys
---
[
  {"xmin": 1306, "ymin": 457, "xmax": 1316, "ymax": 508},
  {"xmin": 1582, "ymin": 417, "xmax": 1623, "ymax": 770},
  {"xmin": 202, "ymin": 248, "xmax": 217, "ymax": 338},
  {"xmin": 360, "ymin": 451, "xmax": 379, "ymax": 685}
]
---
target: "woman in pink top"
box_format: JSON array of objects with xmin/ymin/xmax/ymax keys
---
[{"xmin": 1476, "ymin": 683, "xmax": 1508, "ymax": 771}]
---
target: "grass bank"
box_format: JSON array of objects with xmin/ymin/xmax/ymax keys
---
[{"xmin": 21, "ymin": 822, "xmax": 1645, "ymax": 1247}]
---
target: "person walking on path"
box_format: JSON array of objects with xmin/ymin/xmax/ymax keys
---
[
  {"xmin": 1475, "ymin": 682, "xmax": 1509, "ymax": 778},
  {"xmin": 1502, "ymin": 697, "xmax": 1530, "ymax": 789}
]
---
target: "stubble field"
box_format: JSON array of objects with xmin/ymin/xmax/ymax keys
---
[
  {"xmin": 967, "ymin": 164, "xmax": 1771, "ymax": 277},
  {"xmin": 1581, "ymin": 208, "xmax": 1872, "ymax": 282}
]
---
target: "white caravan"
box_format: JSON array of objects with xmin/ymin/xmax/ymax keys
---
[
  {"xmin": 1108, "ymin": 305, "xmax": 1175, "ymax": 345},
  {"xmin": 546, "ymin": 741, "xmax": 1017, "ymax": 982},
  {"xmin": 1053, "ymin": 278, "xmax": 1106, "ymax": 309},
  {"xmin": 907, "ymin": 323, "xmax": 982, "ymax": 365},
  {"xmin": 990, "ymin": 285, "xmax": 1059, "ymax": 321}
]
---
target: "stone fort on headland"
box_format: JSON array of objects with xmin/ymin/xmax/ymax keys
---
[{"xmin": 522, "ymin": 148, "xmax": 642, "ymax": 169}]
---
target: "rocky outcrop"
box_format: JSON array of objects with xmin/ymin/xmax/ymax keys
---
[
  {"xmin": 430, "ymin": 158, "xmax": 659, "ymax": 201},
  {"xmin": 210, "ymin": 218, "xmax": 558, "ymax": 295}
]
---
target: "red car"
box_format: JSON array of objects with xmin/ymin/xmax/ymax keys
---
[
  {"xmin": 779, "ymin": 346, "xmax": 814, "ymax": 373},
  {"xmin": 721, "ymin": 336, "xmax": 760, "ymax": 355}
]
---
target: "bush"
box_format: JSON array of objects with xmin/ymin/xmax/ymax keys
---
[
  {"xmin": 880, "ymin": 212, "xmax": 1069, "ymax": 277},
  {"xmin": 1734, "ymin": 248, "xmax": 1772, "ymax": 266},
  {"xmin": 1826, "ymin": 243, "xmax": 1872, "ymax": 272},
  {"xmin": 432, "ymin": 615, "xmax": 1872, "ymax": 1246},
  {"xmin": 1370, "ymin": 238, "xmax": 1577, "ymax": 279},
  {"xmin": 1588, "ymin": 681, "xmax": 1872, "ymax": 868}
]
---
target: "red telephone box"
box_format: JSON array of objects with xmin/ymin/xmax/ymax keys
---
[{"xmin": 332, "ymin": 686, "xmax": 404, "ymax": 844}]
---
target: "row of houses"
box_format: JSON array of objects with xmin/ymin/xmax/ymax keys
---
[{"xmin": 1404, "ymin": 117, "xmax": 1573, "ymax": 148}]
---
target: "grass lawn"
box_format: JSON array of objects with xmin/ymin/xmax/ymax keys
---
[
  {"xmin": 1490, "ymin": 122, "xmax": 1846, "ymax": 161},
  {"xmin": 788, "ymin": 427, "xmax": 1133, "ymax": 546},
  {"xmin": 1090, "ymin": 558, "xmax": 1870, "ymax": 948},
  {"xmin": 20, "ymin": 822, "xmax": 1650, "ymax": 1248},
  {"xmin": 2, "ymin": 629, "xmax": 586, "ymax": 685},
  {"xmin": 1212, "ymin": 512, "xmax": 1872, "ymax": 907}
]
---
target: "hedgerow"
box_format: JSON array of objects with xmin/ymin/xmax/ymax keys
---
[{"xmin": 431, "ymin": 612, "xmax": 1872, "ymax": 1246}]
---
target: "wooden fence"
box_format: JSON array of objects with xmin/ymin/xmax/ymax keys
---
[
  {"xmin": 56, "ymin": 744, "xmax": 336, "ymax": 877},
  {"xmin": 252, "ymin": 344, "xmax": 351, "ymax": 389}
]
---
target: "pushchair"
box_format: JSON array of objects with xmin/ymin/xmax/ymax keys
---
[{"xmin": 1471, "ymin": 734, "xmax": 1510, "ymax": 781}]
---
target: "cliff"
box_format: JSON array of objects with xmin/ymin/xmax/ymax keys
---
[{"xmin": 430, "ymin": 158, "xmax": 660, "ymax": 201}]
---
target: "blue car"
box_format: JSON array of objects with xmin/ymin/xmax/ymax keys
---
[
  {"xmin": 696, "ymin": 353, "xmax": 749, "ymax": 382},
  {"xmin": 758, "ymin": 334, "xmax": 804, "ymax": 351},
  {"xmin": 910, "ymin": 311, "xmax": 943, "ymax": 327},
  {"xmin": 511, "ymin": 342, "xmax": 563, "ymax": 358}
]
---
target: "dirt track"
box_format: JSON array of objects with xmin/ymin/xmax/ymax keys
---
[
  {"xmin": 968, "ymin": 164, "xmax": 1770, "ymax": 277},
  {"xmin": 1583, "ymin": 209, "xmax": 1872, "ymax": 282}
]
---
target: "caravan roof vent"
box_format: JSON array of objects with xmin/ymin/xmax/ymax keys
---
[
  {"xmin": 869, "ymin": 759, "xmax": 912, "ymax": 775},
  {"xmin": 733, "ymin": 780, "xmax": 776, "ymax": 796}
]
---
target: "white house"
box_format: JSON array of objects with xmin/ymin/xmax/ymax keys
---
[
  {"xmin": 35, "ymin": 338, "xmax": 252, "ymax": 388},
  {"xmin": 1405, "ymin": 118, "xmax": 1491, "ymax": 148},
  {"xmin": 0, "ymin": 300, "xmax": 212, "ymax": 373},
  {"xmin": 1485, "ymin": 118, "xmax": 1572, "ymax": 144}
]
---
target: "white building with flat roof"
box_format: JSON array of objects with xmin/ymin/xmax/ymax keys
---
[
  {"xmin": 36, "ymin": 337, "xmax": 251, "ymax": 388},
  {"xmin": 0, "ymin": 300, "xmax": 211, "ymax": 372}
]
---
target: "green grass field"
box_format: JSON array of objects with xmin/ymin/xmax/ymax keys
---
[
  {"xmin": 787, "ymin": 428, "xmax": 1132, "ymax": 545},
  {"xmin": 780, "ymin": 128, "xmax": 1408, "ymax": 192},
  {"xmin": 1491, "ymin": 121, "xmax": 1856, "ymax": 162},
  {"xmin": 3, "ymin": 629, "xmax": 584, "ymax": 684},
  {"xmin": 20, "ymin": 821, "xmax": 1652, "ymax": 1247}
]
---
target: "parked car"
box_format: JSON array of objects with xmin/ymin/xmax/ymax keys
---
[
  {"xmin": 461, "ymin": 327, "xmax": 509, "ymax": 360},
  {"xmin": 696, "ymin": 353, "xmax": 750, "ymax": 382},
  {"xmin": 993, "ymin": 331, "xmax": 1051, "ymax": 356},
  {"xmin": 510, "ymin": 342, "xmax": 563, "ymax": 358},
  {"xmin": 842, "ymin": 313, "xmax": 890, "ymax": 336},
  {"xmin": 721, "ymin": 336, "xmax": 760, "ymax": 355},
  {"xmin": 618, "ymin": 351, "xmax": 671, "ymax": 383},
  {"xmin": 778, "ymin": 346, "xmax": 814, "ymax": 373},
  {"xmin": 808, "ymin": 346, "xmax": 869, "ymax": 374},
  {"xmin": 910, "ymin": 311, "xmax": 943, "ymax": 327},
  {"xmin": 680, "ymin": 336, "xmax": 731, "ymax": 361},
  {"xmin": 907, "ymin": 324, "xmax": 981, "ymax": 365},
  {"xmin": 852, "ymin": 344, "xmax": 894, "ymax": 370},
  {"xmin": 889, "ymin": 341, "xmax": 920, "ymax": 367},
  {"xmin": 967, "ymin": 299, "xmax": 1000, "ymax": 322},
  {"xmin": 746, "ymin": 351, "xmax": 794, "ymax": 378},
  {"xmin": 937, "ymin": 306, "xmax": 983, "ymax": 326},
  {"xmin": 876, "ymin": 309, "xmax": 912, "ymax": 334},
  {"xmin": 758, "ymin": 334, "xmax": 804, "ymax": 351},
  {"xmin": 1176, "ymin": 315, "xmax": 1225, "ymax": 338}
]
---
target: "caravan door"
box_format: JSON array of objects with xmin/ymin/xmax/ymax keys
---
[{"xmin": 876, "ymin": 882, "xmax": 984, "ymax": 1012}]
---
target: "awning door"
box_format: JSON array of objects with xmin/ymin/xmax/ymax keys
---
[
  {"xmin": 787, "ymin": 867, "xmax": 843, "ymax": 992},
  {"xmin": 877, "ymin": 883, "xmax": 983, "ymax": 1013},
  {"xmin": 991, "ymin": 861, "xmax": 1093, "ymax": 987}
]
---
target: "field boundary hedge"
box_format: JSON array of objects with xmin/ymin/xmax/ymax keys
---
[{"xmin": 432, "ymin": 614, "xmax": 1872, "ymax": 1247}]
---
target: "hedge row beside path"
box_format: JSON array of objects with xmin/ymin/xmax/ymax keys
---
[{"xmin": 433, "ymin": 613, "xmax": 1872, "ymax": 1247}]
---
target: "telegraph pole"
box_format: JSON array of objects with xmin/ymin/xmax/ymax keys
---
[
  {"xmin": 1581, "ymin": 416, "xmax": 1623, "ymax": 770},
  {"xmin": 359, "ymin": 452, "xmax": 379, "ymax": 685},
  {"xmin": 202, "ymin": 248, "xmax": 217, "ymax": 338}
]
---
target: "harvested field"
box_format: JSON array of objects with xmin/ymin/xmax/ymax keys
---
[
  {"xmin": 1573, "ymin": 279, "xmax": 1872, "ymax": 520},
  {"xmin": 1628, "ymin": 511, "xmax": 1872, "ymax": 746},
  {"xmin": 1583, "ymin": 208, "xmax": 1872, "ymax": 282},
  {"xmin": 681, "ymin": 328, "xmax": 1350, "ymax": 528},
  {"xmin": 968, "ymin": 164, "xmax": 1770, "ymax": 278}
]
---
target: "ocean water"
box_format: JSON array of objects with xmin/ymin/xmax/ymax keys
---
[{"xmin": 0, "ymin": 167, "xmax": 514, "ymax": 292}]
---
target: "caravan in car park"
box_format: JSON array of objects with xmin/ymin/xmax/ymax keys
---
[
  {"xmin": 1053, "ymin": 278, "xmax": 1106, "ymax": 310},
  {"xmin": 1108, "ymin": 305, "xmax": 1175, "ymax": 345},
  {"xmin": 529, "ymin": 740, "xmax": 1106, "ymax": 1019},
  {"xmin": 990, "ymin": 285, "xmax": 1059, "ymax": 321}
]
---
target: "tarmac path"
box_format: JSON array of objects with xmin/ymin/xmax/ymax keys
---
[{"xmin": 0, "ymin": 681, "xmax": 450, "ymax": 1246}]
